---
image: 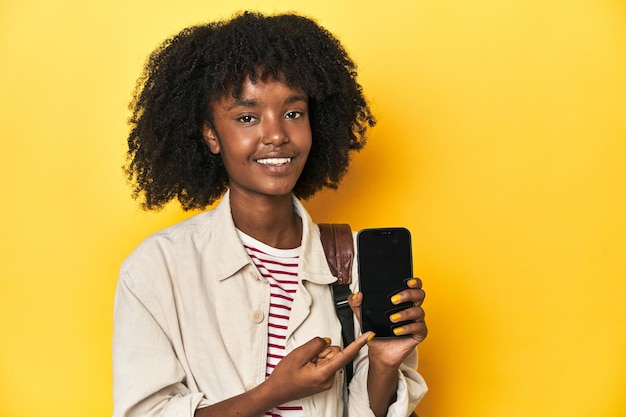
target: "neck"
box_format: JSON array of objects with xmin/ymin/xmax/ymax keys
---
[{"xmin": 229, "ymin": 190, "xmax": 302, "ymax": 249}]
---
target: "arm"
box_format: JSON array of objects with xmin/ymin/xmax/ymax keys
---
[
  {"xmin": 113, "ymin": 273, "xmax": 204, "ymax": 417},
  {"xmin": 195, "ymin": 333, "xmax": 373, "ymax": 417},
  {"xmin": 349, "ymin": 278, "xmax": 428, "ymax": 417},
  {"xmin": 114, "ymin": 272, "xmax": 374, "ymax": 417}
]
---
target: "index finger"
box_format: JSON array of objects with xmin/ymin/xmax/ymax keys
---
[{"xmin": 319, "ymin": 331, "xmax": 374, "ymax": 371}]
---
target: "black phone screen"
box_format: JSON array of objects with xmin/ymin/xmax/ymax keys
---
[{"xmin": 357, "ymin": 227, "xmax": 414, "ymax": 338}]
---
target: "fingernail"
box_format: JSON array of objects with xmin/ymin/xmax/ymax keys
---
[
  {"xmin": 407, "ymin": 278, "xmax": 418, "ymax": 287},
  {"xmin": 393, "ymin": 327, "xmax": 404, "ymax": 335},
  {"xmin": 323, "ymin": 337, "xmax": 331, "ymax": 344},
  {"xmin": 367, "ymin": 333, "xmax": 376, "ymax": 342},
  {"xmin": 391, "ymin": 294, "xmax": 401, "ymax": 304},
  {"xmin": 390, "ymin": 313, "xmax": 401, "ymax": 322},
  {"xmin": 352, "ymin": 293, "xmax": 358, "ymax": 300}
]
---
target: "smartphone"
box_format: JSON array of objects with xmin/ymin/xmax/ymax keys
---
[{"xmin": 357, "ymin": 227, "xmax": 414, "ymax": 338}]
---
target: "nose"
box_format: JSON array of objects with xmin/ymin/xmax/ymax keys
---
[{"xmin": 262, "ymin": 116, "xmax": 289, "ymax": 146}]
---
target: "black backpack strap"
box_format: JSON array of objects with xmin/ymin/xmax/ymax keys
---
[
  {"xmin": 332, "ymin": 283, "xmax": 355, "ymax": 383},
  {"xmin": 319, "ymin": 223, "xmax": 356, "ymax": 384}
]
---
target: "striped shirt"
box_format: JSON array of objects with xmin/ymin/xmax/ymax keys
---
[{"xmin": 238, "ymin": 230, "xmax": 304, "ymax": 417}]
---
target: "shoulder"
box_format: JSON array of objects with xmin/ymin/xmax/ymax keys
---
[
  {"xmin": 119, "ymin": 194, "xmax": 247, "ymax": 287},
  {"xmin": 119, "ymin": 210, "xmax": 216, "ymax": 279}
]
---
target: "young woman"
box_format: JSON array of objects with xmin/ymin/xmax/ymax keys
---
[{"xmin": 114, "ymin": 11, "xmax": 427, "ymax": 417}]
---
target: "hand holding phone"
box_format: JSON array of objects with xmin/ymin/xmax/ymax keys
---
[{"xmin": 357, "ymin": 227, "xmax": 415, "ymax": 338}]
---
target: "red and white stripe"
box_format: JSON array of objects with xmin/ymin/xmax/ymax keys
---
[{"xmin": 238, "ymin": 231, "xmax": 304, "ymax": 417}]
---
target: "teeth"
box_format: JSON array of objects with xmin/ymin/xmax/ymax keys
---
[{"xmin": 257, "ymin": 158, "xmax": 292, "ymax": 165}]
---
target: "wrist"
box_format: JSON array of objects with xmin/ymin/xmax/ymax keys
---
[
  {"xmin": 247, "ymin": 379, "xmax": 283, "ymax": 413},
  {"xmin": 368, "ymin": 347, "xmax": 404, "ymax": 370},
  {"xmin": 368, "ymin": 354, "xmax": 400, "ymax": 378},
  {"xmin": 366, "ymin": 358, "xmax": 400, "ymax": 417}
]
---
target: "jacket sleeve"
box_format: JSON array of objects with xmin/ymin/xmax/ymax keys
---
[
  {"xmin": 347, "ymin": 344, "xmax": 427, "ymax": 417},
  {"xmin": 112, "ymin": 270, "xmax": 207, "ymax": 417}
]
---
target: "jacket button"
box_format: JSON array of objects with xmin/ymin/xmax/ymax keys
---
[{"xmin": 251, "ymin": 310, "xmax": 264, "ymax": 323}]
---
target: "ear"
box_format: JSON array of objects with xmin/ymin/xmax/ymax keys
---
[{"xmin": 201, "ymin": 122, "xmax": 221, "ymax": 155}]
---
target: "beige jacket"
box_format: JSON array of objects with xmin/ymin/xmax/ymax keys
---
[{"xmin": 113, "ymin": 191, "xmax": 427, "ymax": 417}]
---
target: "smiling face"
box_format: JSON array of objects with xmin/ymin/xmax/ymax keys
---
[{"xmin": 202, "ymin": 77, "xmax": 312, "ymax": 202}]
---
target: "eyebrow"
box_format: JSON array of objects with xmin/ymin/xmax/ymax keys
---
[
  {"xmin": 225, "ymin": 94, "xmax": 308, "ymax": 111},
  {"xmin": 285, "ymin": 94, "xmax": 308, "ymax": 105},
  {"xmin": 225, "ymin": 98, "xmax": 257, "ymax": 110}
]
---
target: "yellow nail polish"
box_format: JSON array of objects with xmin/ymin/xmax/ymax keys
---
[
  {"xmin": 352, "ymin": 293, "xmax": 358, "ymax": 300},
  {"xmin": 367, "ymin": 333, "xmax": 376, "ymax": 342},
  {"xmin": 391, "ymin": 294, "xmax": 401, "ymax": 304},
  {"xmin": 393, "ymin": 327, "xmax": 404, "ymax": 335},
  {"xmin": 407, "ymin": 278, "xmax": 417, "ymax": 287},
  {"xmin": 323, "ymin": 337, "xmax": 332, "ymax": 345},
  {"xmin": 390, "ymin": 313, "xmax": 401, "ymax": 322}
]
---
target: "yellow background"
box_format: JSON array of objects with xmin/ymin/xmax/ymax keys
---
[{"xmin": 1, "ymin": 0, "xmax": 625, "ymax": 416}]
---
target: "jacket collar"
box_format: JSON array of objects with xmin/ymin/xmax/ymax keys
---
[{"xmin": 206, "ymin": 190, "xmax": 337, "ymax": 285}]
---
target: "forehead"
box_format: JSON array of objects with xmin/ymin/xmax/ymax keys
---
[{"xmin": 214, "ymin": 77, "xmax": 308, "ymax": 107}]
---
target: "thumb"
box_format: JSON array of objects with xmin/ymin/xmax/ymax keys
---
[
  {"xmin": 290, "ymin": 337, "xmax": 332, "ymax": 363},
  {"xmin": 347, "ymin": 292, "xmax": 362, "ymax": 322}
]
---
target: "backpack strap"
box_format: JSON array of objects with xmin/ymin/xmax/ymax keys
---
[
  {"xmin": 319, "ymin": 223, "xmax": 354, "ymax": 285},
  {"xmin": 319, "ymin": 223, "xmax": 356, "ymax": 383}
]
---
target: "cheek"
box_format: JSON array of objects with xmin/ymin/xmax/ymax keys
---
[
  {"xmin": 218, "ymin": 147, "xmax": 243, "ymax": 168},
  {"xmin": 218, "ymin": 136, "xmax": 257, "ymax": 166},
  {"xmin": 292, "ymin": 124, "xmax": 313, "ymax": 154}
]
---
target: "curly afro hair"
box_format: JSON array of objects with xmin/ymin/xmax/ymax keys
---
[{"xmin": 126, "ymin": 11, "xmax": 376, "ymax": 211}]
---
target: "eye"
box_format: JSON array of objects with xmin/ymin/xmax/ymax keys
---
[
  {"xmin": 237, "ymin": 115, "xmax": 256, "ymax": 124},
  {"xmin": 285, "ymin": 111, "xmax": 303, "ymax": 119}
]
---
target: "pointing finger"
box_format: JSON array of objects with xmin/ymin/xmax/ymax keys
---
[{"xmin": 318, "ymin": 331, "xmax": 374, "ymax": 371}]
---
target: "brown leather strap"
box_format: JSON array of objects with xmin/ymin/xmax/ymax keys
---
[{"xmin": 318, "ymin": 223, "xmax": 354, "ymax": 285}]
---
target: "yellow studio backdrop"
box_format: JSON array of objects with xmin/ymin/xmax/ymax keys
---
[{"xmin": 1, "ymin": 0, "xmax": 625, "ymax": 416}]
